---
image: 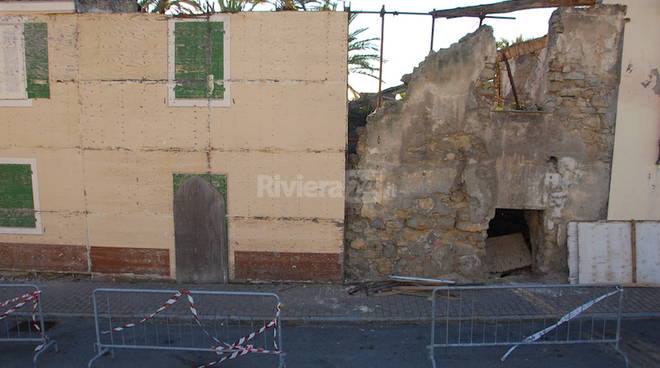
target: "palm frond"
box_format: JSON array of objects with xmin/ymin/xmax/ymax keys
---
[{"xmin": 347, "ymin": 12, "xmax": 381, "ymax": 85}]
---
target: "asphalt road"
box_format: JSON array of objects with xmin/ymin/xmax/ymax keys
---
[{"xmin": 1, "ymin": 318, "xmax": 658, "ymax": 368}]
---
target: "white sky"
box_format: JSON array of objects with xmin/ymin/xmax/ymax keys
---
[{"xmin": 345, "ymin": 0, "xmax": 557, "ymax": 93}]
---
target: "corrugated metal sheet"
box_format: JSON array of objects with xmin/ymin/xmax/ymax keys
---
[
  {"xmin": 636, "ymin": 222, "xmax": 660, "ymax": 284},
  {"xmin": 569, "ymin": 221, "xmax": 660, "ymax": 284},
  {"xmin": 575, "ymin": 222, "xmax": 633, "ymax": 284}
]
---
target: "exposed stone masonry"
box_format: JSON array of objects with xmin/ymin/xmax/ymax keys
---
[{"xmin": 345, "ymin": 5, "xmax": 627, "ymax": 282}]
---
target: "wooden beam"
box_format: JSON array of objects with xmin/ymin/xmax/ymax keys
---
[
  {"xmin": 431, "ymin": 0, "xmax": 596, "ymax": 19},
  {"xmin": 497, "ymin": 36, "xmax": 548, "ymax": 61}
]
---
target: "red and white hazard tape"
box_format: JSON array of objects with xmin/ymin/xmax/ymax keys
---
[
  {"xmin": 0, "ymin": 293, "xmax": 30, "ymax": 308},
  {"xmin": 104, "ymin": 290, "xmax": 282, "ymax": 367},
  {"xmin": 200, "ymin": 303, "xmax": 282, "ymax": 368},
  {"xmin": 201, "ymin": 344, "xmax": 281, "ymax": 368},
  {"xmin": 500, "ymin": 288, "xmax": 622, "ymax": 361},
  {"xmin": 0, "ymin": 290, "xmax": 47, "ymax": 353},
  {"xmin": 104, "ymin": 291, "xmax": 183, "ymax": 333}
]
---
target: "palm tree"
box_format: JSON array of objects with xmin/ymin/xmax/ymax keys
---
[
  {"xmin": 246, "ymin": 0, "xmax": 335, "ymax": 11},
  {"xmin": 137, "ymin": 0, "xmax": 203, "ymax": 14},
  {"xmin": 138, "ymin": 0, "xmax": 330, "ymax": 13},
  {"xmin": 348, "ymin": 13, "xmax": 379, "ymax": 98},
  {"xmin": 217, "ymin": 0, "xmax": 255, "ymax": 11}
]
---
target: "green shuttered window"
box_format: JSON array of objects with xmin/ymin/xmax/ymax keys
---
[
  {"xmin": 169, "ymin": 16, "xmax": 229, "ymax": 107},
  {"xmin": 0, "ymin": 163, "xmax": 36, "ymax": 228},
  {"xmin": 174, "ymin": 21, "xmax": 224, "ymax": 99},
  {"xmin": 24, "ymin": 23, "xmax": 50, "ymax": 99}
]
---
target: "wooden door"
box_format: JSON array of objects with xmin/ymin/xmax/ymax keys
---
[{"xmin": 174, "ymin": 175, "xmax": 227, "ymax": 283}]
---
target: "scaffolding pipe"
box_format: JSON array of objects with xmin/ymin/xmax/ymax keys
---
[
  {"xmin": 430, "ymin": 11, "xmax": 436, "ymax": 53},
  {"xmin": 349, "ymin": 10, "xmax": 432, "ymax": 15},
  {"xmin": 348, "ymin": 10, "xmax": 514, "ymax": 20},
  {"xmin": 377, "ymin": 5, "xmax": 385, "ymax": 108},
  {"xmin": 503, "ymin": 55, "xmax": 521, "ymax": 110}
]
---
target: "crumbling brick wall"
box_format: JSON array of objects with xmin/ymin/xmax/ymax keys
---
[{"xmin": 345, "ymin": 5, "xmax": 626, "ymax": 282}]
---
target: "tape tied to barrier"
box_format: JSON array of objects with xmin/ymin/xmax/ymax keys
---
[
  {"xmin": 500, "ymin": 288, "xmax": 622, "ymax": 361},
  {"xmin": 0, "ymin": 290, "xmax": 48, "ymax": 353},
  {"xmin": 103, "ymin": 290, "xmax": 282, "ymax": 367}
]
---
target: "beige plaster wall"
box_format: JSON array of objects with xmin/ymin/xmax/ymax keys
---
[
  {"xmin": 0, "ymin": 12, "xmax": 347, "ymax": 278},
  {"xmin": 605, "ymin": 0, "xmax": 660, "ymax": 220}
]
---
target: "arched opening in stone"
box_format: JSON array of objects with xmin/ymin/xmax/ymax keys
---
[{"xmin": 485, "ymin": 208, "xmax": 543, "ymax": 277}]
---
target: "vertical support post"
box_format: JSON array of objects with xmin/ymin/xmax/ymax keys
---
[
  {"xmin": 630, "ymin": 220, "xmax": 637, "ymax": 283},
  {"xmin": 429, "ymin": 13, "xmax": 436, "ymax": 54},
  {"xmin": 613, "ymin": 287, "xmax": 629, "ymax": 367},
  {"xmin": 377, "ymin": 5, "xmax": 385, "ymax": 108},
  {"xmin": 503, "ymin": 55, "xmax": 521, "ymax": 110},
  {"xmin": 656, "ymin": 140, "xmax": 660, "ymax": 165},
  {"xmin": 429, "ymin": 288, "xmax": 438, "ymax": 368},
  {"xmin": 615, "ymin": 287, "xmax": 623, "ymax": 349},
  {"xmin": 346, "ymin": 5, "xmax": 351, "ymax": 100}
]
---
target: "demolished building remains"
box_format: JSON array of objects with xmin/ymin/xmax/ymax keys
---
[{"xmin": 346, "ymin": 5, "xmax": 628, "ymax": 282}]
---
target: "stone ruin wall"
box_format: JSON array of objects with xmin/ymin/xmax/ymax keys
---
[{"xmin": 345, "ymin": 5, "xmax": 627, "ymax": 282}]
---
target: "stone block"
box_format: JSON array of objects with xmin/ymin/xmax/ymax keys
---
[
  {"xmin": 416, "ymin": 197, "xmax": 435, "ymax": 210},
  {"xmin": 549, "ymin": 60, "xmax": 563, "ymax": 71},
  {"xmin": 351, "ymin": 238, "xmax": 365, "ymax": 250},
  {"xmin": 371, "ymin": 219, "xmax": 384, "ymax": 229},
  {"xmin": 405, "ymin": 215, "xmax": 433, "ymax": 230},
  {"xmin": 382, "ymin": 243, "xmax": 396, "ymax": 258},
  {"xmin": 385, "ymin": 219, "xmax": 404, "ymax": 231},
  {"xmin": 559, "ymin": 88, "xmax": 581, "ymax": 97},
  {"xmin": 458, "ymin": 255, "xmax": 482, "ymax": 275},
  {"xmin": 580, "ymin": 107, "xmax": 597, "ymax": 114},
  {"xmin": 564, "ymin": 72, "xmax": 585, "ymax": 80},
  {"xmin": 590, "ymin": 95, "xmax": 609, "ymax": 107},
  {"xmin": 401, "ymin": 228, "xmax": 427, "ymax": 242},
  {"xmin": 376, "ymin": 259, "xmax": 393, "ymax": 274},
  {"xmin": 548, "ymin": 72, "xmax": 564, "ymax": 81},
  {"xmin": 434, "ymin": 216, "xmax": 456, "ymax": 229},
  {"xmin": 434, "ymin": 202, "xmax": 456, "ymax": 216},
  {"xmin": 456, "ymin": 221, "xmax": 487, "ymax": 233}
]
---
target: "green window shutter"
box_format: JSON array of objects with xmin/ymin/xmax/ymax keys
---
[
  {"xmin": 0, "ymin": 164, "xmax": 36, "ymax": 228},
  {"xmin": 174, "ymin": 21, "xmax": 224, "ymax": 99},
  {"xmin": 24, "ymin": 23, "xmax": 50, "ymax": 99}
]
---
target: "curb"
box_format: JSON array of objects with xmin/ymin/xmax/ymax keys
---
[{"xmin": 41, "ymin": 312, "xmax": 660, "ymax": 325}]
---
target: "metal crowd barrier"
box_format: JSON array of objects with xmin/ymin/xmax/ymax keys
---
[
  {"xmin": 429, "ymin": 284, "xmax": 628, "ymax": 367},
  {"xmin": 88, "ymin": 288, "xmax": 285, "ymax": 367},
  {"xmin": 0, "ymin": 284, "xmax": 58, "ymax": 367}
]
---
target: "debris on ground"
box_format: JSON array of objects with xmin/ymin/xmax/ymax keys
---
[
  {"xmin": 484, "ymin": 233, "xmax": 533, "ymax": 273},
  {"xmin": 347, "ymin": 275, "xmax": 462, "ymax": 297}
]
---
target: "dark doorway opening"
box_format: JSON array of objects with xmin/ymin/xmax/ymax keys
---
[
  {"xmin": 487, "ymin": 208, "xmax": 531, "ymax": 245},
  {"xmin": 485, "ymin": 208, "xmax": 543, "ymax": 276}
]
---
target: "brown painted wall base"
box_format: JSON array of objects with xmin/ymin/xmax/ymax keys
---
[
  {"xmin": 234, "ymin": 251, "xmax": 342, "ymax": 282},
  {"xmin": 0, "ymin": 242, "xmax": 87, "ymax": 272},
  {"xmin": 1, "ymin": 243, "xmax": 343, "ymax": 281},
  {"xmin": 0, "ymin": 242, "xmax": 170, "ymax": 276},
  {"xmin": 90, "ymin": 246, "xmax": 170, "ymax": 276}
]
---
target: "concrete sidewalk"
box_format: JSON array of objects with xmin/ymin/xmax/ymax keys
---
[{"xmin": 3, "ymin": 279, "xmax": 659, "ymax": 323}]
